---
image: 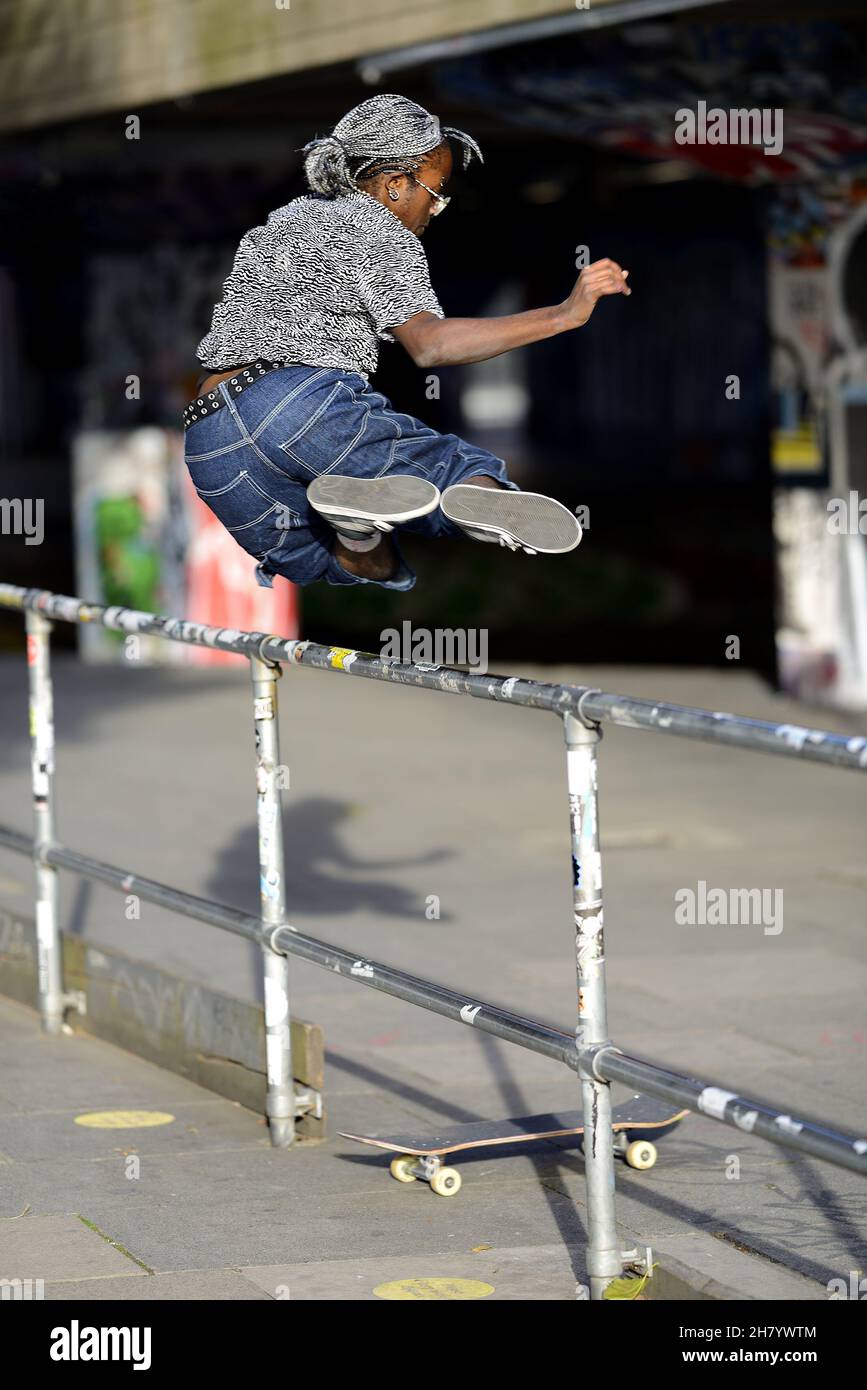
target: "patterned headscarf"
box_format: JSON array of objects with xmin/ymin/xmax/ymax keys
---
[{"xmin": 302, "ymin": 93, "xmax": 483, "ymax": 197}]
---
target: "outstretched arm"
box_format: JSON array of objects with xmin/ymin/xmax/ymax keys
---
[{"xmin": 392, "ymin": 259, "xmax": 631, "ymax": 368}]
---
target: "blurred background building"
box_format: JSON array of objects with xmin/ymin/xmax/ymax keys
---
[{"xmin": 1, "ymin": 0, "xmax": 866, "ymax": 701}]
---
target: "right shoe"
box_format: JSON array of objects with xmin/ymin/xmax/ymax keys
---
[{"xmin": 308, "ymin": 474, "xmax": 441, "ymax": 538}]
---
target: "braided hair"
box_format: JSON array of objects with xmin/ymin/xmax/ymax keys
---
[{"xmin": 302, "ymin": 93, "xmax": 482, "ymax": 198}]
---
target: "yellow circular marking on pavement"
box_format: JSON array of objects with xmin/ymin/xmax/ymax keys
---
[
  {"xmin": 374, "ymin": 1278, "xmax": 495, "ymax": 1301},
  {"xmin": 74, "ymin": 1110, "xmax": 175, "ymax": 1129}
]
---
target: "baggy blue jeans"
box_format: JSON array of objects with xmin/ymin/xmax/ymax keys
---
[{"xmin": 183, "ymin": 365, "xmax": 517, "ymax": 591}]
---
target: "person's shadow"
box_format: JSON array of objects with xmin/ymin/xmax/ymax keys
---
[{"xmin": 206, "ymin": 796, "xmax": 454, "ymax": 926}]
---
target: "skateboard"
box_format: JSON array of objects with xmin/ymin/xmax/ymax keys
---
[{"xmin": 340, "ymin": 1094, "xmax": 688, "ymax": 1196}]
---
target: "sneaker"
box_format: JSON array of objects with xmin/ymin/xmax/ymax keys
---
[
  {"xmin": 440, "ymin": 485, "xmax": 582, "ymax": 555},
  {"xmin": 308, "ymin": 474, "xmax": 441, "ymax": 538}
]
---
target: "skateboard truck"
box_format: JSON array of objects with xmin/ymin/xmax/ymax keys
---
[
  {"xmin": 389, "ymin": 1152, "xmax": 463, "ymax": 1197},
  {"xmin": 612, "ymin": 1129, "xmax": 660, "ymax": 1170}
]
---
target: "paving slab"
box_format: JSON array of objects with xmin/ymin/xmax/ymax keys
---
[
  {"xmin": 43, "ymin": 1269, "xmax": 271, "ymax": 1301},
  {"xmin": 0, "ymin": 1213, "xmax": 147, "ymax": 1282},
  {"xmin": 644, "ymin": 1232, "xmax": 827, "ymax": 1301},
  {"xmin": 239, "ymin": 1245, "xmax": 584, "ymax": 1300}
]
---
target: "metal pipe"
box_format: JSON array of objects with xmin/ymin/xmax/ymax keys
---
[
  {"xmin": 250, "ymin": 655, "xmax": 294, "ymax": 1148},
  {"xmin": 24, "ymin": 609, "xmax": 63, "ymax": 1034},
  {"xmin": 1, "ymin": 587, "xmax": 864, "ymax": 771},
  {"xmin": 594, "ymin": 1047, "xmax": 867, "ymax": 1176},
  {"xmin": 0, "ymin": 829, "xmax": 579, "ymax": 1066},
  {"xmin": 2, "ymin": 825, "xmax": 863, "ymax": 1176},
  {"xmin": 268, "ymin": 924, "xmax": 578, "ymax": 1067},
  {"xmin": 564, "ymin": 712, "xmax": 622, "ymax": 1298},
  {"xmin": 0, "ymin": 827, "xmax": 33, "ymax": 857}
]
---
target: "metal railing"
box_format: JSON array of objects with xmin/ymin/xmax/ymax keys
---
[{"xmin": 1, "ymin": 582, "xmax": 865, "ymax": 1300}]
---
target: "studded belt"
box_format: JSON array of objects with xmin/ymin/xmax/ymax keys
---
[{"xmin": 182, "ymin": 359, "xmax": 285, "ymax": 429}]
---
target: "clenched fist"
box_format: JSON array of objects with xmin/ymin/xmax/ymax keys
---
[{"xmin": 560, "ymin": 258, "xmax": 631, "ymax": 329}]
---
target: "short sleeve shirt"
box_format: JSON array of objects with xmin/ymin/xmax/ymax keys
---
[{"xmin": 196, "ymin": 189, "xmax": 444, "ymax": 376}]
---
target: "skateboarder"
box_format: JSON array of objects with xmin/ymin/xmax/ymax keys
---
[{"xmin": 185, "ymin": 93, "xmax": 631, "ymax": 592}]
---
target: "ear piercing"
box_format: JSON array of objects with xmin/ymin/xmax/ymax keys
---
[{"xmin": 388, "ymin": 189, "xmax": 400, "ymax": 201}]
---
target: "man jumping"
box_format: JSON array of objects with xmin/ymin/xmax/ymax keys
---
[{"xmin": 185, "ymin": 94, "xmax": 631, "ymax": 592}]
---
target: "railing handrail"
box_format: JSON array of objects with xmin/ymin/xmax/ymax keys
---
[
  {"xmin": 3, "ymin": 582, "xmax": 865, "ymax": 1299},
  {"xmin": 2, "ymin": 583, "xmax": 865, "ymax": 771},
  {"xmin": 1, "ymin": 821, "xmax": 863, "ymax": 1181}
]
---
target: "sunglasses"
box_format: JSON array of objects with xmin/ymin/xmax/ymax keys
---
[{"xmin": 411, "ymin": 174, "xmax": 451, "ymax": 215}]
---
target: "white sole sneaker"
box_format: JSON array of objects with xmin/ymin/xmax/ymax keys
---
[
  {"xmin": 440, "ymin": 485, "xmax": 582, "ymax": 554},
  {"xmin": 308, "ymin": 474, "xmax": 441, "ymax": 536}
]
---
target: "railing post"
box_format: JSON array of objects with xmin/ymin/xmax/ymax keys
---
[
  {"xmin": 250, "ymin": 653, "xmax": 295, "ymax": 1148},
  {"xmin": 563, "ymin": 711, "xmax": 622, "ymax": 1300},
  {"xmin": 25, "ymin": 609, "xmax": 64, "ymax": 1034}
]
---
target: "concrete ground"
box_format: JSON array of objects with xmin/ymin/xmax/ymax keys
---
[{"xmin": 0, "ymin": 652, "xmax": 865, "ymax": 1299}]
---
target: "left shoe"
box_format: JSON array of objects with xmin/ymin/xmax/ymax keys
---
[
  {"xmin": 308, "ymin": 474, "xmax": 441, "ymax": 538},
  {"xmin": 440, "ymin": 485, "xmax": 582, "ymax": 555}
]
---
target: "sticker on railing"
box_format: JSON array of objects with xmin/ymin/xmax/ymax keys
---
[
  {"xmin": 329, "ymin": 647, "xmax": 356, "ymax": 670},
  {"xmin": 697, "ymin": 1087, "xmax": 737, "ymax": 1120},
  {"xmin": 775, "ymin": 1115, "xmax": 804, "ymax": 1136}
]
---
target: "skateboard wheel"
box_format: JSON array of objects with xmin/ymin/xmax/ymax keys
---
[
  {"xmin": 430, "ymin": 1166, "xmax": 462, "ymax": 1197},
  {"xmin": 390, "ymin": 1155, "xmax": 417, "ymax": 1183},
  {"xmin": 625, "ymin": 1140, "xmax": 657, "ymax": 1170}
]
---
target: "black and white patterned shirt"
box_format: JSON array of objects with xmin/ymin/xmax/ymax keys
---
[{"xmin": 196, "ymin": 189, "xmax": 444, "ymax": 376}]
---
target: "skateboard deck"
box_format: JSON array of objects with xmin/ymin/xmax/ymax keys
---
[{"xmin": 341, "ymin": 1095, "xmax": 687, "ymax": 1195}]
